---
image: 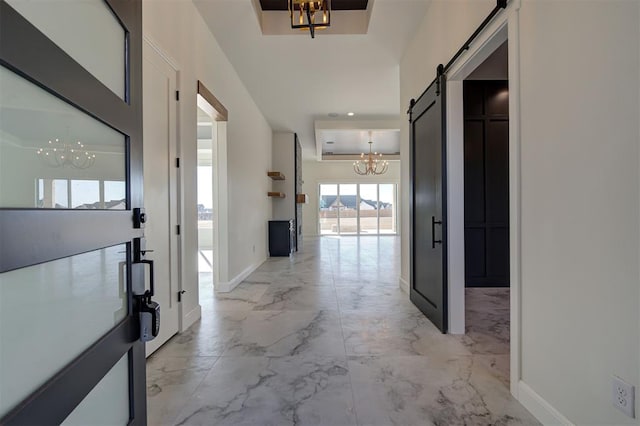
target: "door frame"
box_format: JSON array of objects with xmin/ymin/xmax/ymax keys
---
[{"xmin": 443, "ymin": 0, "xmax": 522, "ymax": 397}]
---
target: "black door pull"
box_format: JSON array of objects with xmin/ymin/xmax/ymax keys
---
[
  {"xmin": 133, "ymin": 237, "xmax": 160, "ymax": 342},
  {"xmin": 432, "ymin": 216, "xmax": 442, "ymax": 248}
]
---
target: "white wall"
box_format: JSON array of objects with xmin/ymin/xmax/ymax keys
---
[
  {"xmin": 517, "ymin": 2, "xmax": 638, "ymax": 424},
  {"xmin": 400, "ymin": 0, "xmax": 640, "ymax": 424},
  {"xmin": 301, "ymin": 160, "xmax": 401, "ymax": 236},
  {"xmin": 143, "ymin": 1, "xmax": 273, "ymax": 328}
]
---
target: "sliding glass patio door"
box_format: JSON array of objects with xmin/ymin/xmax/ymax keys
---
[{"xmin": 318, "ymin": 183, "xmax": 397, "ymax": 236}]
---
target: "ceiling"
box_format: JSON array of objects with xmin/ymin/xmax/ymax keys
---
[
  {"xmin": 192, "ymin": 0, "xmax": 431, "ymax": 159},
  {"xmin": 259, "ymin": 0, "xmax": 369, "ymax": 11}
]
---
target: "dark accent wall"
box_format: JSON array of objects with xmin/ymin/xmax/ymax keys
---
[{"xmin": 463, "ymin": 80, "xmax": 510, "ymax": 288}]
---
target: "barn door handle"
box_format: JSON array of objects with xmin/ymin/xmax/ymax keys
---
[{"xmin": 432, "ymin": 216, "xmax": 442, "ymax": 248}]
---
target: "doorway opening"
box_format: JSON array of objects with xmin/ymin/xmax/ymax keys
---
[
  {"xmin": 197, "ymin": 102, "xmax": 216, "ymax": 301},
  {"xmin": 195, "ymin": 81, "xmax": 229, "ymax": 310},
  {"xmin": 445, "ymin": 18, "xmax": 519, "ymax": 394},
  {"xmin": 463, "ymin": 41, "xmax": 511, "ymax": 385}
]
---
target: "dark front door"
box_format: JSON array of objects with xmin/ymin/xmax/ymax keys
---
[
  {"xmin": 463, "ymin": 80, "xmax": 509, "ymax": 287},
  {"xmin": 0, "ymin": 1, "xmax": 147, "ymax": 424},
  {"xmin": 410, "ymin": 72, "xmax": 448, "ymax": 333}
]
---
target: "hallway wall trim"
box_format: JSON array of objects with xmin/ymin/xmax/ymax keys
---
[
  {"xmin": 518, "ymin": 382, "xmax": 574, "ymax": 426},
  {"xmin": 183, "ymin": 305, "xmax": 202, "ymax": 331},
  {"xmin": 399, "ymin": 277, "xmax": 410, "ymax": 294},
  {"xmin": 216, "ymin": 260, "xmax": 264, "ymax": 293}
]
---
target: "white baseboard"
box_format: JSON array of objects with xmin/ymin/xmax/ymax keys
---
[
  {"xmin": 216, "ymin": 260, "xmax": 264, "ymax": 293},
  {"xmin": 181, "ymin": 304, "xmax": 202, "ymax": 332},
  {"xmin": 399, "ymin": 277, "xmax": 410, "ymax": 294},
  {"xmin": 518, "ymin": 381, "xmax": 574, "ymax": 426}
]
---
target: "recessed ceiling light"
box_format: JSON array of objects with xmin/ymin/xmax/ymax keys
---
[
  {"xmin": 325, "ymin": 141, "xmax": 334, "ymax": 144},
  {"xmin": 328, "ymin": 113, "xmax": 339, "ymax": 118},
  {"xmin": 347, "ymin": 112, "xmax": 355, "ymax": 116}
]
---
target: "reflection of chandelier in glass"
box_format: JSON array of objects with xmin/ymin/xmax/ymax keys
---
[
  {"xmin": 36, "ymin": 138, "xmax": 96, "ymax": 169},
  {"xmin": 353, "ymin": 131, "xmax": 388, "ymax": 176}
]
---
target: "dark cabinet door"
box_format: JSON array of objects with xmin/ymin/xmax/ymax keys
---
[
  {"xmin": 269, "ymin": 220, "xmax": 293, "ymax": 256},
  {"xmin": 464, "ymin": 80, "xmax": 509, "ymax": 287}
]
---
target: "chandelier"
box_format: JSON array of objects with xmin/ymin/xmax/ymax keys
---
[
  {"xmin": 36, "ymin": 138, "xmax": 96, "ymax": 169},
  {"xmin": 289, "ymin": 0, "xmax": 331, "ymax": 39},
  {"xmin": 353, "ymin": 131, "xmax": 389, "ymax": 176}
]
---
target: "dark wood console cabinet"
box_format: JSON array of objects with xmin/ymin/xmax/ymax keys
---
[{"xmin": 269, "ymin": 220, "xmax": 294, "ymax": 256}]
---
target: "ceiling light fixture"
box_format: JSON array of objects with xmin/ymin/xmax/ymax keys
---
[
  {"xmin": 347, "ymin": 112, "xmax": 355, "ymax": 116},
  {"xmin": 289, "ymin": 0, "xmax": 330, "ymax": 39},
  {"xmin": 354, "ymin": 131, "xmax": 388, "ymax": 176},
  {"xmin": 36, "ymin": 138, "xmax": 96, "ymax": 169}
]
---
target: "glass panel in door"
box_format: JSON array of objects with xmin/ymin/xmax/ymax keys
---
[
  {"xmin": 358, "ymin": 183, "xmax": 378, "ymax": 234},
  {"xmin": 339, "ymin": 184, "xmax": 357, "ymax": 235},
  {"xmin": 379, "ymin": 184, "xmax": 396, "ymax": 234},
  {"xmin": 61, "ymin": 354, "xmax": 130, "ymax": 426},
  {"xmin": 319, "ymin": 184, "xmax": 338, "ymax": 235},
  {"xmin": 6, "ymin": 0, "xmax": 126, "ymax": 99},
  {"xmin": 0, "ymin": 65, "xmax": 126, "ymax": 209},
  {"xmin": 0, "ymin": 244, "xmax": 128, "ymax": 417}
]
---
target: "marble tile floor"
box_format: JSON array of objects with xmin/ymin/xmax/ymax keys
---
[{"xmin": 147, "ymin": 236, "xmax": 538, "ymax": 426}]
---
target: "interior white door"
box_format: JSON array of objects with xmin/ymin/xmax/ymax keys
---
[{"xmin": 143, "ymin": 41, "xmax": 180, "ymax": 355}]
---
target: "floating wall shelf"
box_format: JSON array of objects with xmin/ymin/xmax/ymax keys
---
[
  {"xmin": 268, "ymin": 192, "xmax": 286, "ymax": 198},
  {"xmin": 267, "ymin": 172, "xmax": 285, "ymax": 180}
]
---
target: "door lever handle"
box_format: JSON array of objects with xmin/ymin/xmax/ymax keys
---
[{"xmin": 431, "ymin": 216, "xmax": 443, "ymax": 248}]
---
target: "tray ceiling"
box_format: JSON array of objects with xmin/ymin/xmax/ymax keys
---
[{"xmin": 259, "ymin": 0, "xmax": 368, "ymax": 11}]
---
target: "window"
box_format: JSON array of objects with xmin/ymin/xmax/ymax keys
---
[{"xmin": 318, "ymin": 183, "xmax": 397, "ymax": 235}]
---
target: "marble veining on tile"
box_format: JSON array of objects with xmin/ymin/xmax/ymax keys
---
[
  {"xmin": 223, "ymin": 310, "xmax": 345, "ymax": 357},
  {"xmin": 254, "ymin": 285, "xmax": 339, "ymax": 311},
  {"xmin": 147, "ymin": 237, "xmax": 538, "ymax": 425},
  {"xmin": 173, "ymin": 356, "xmax": 356, "ymax": 426}
]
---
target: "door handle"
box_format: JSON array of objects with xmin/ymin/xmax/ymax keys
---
[
  {"xmin": 133, "ymin": 237, "xmax": 160, "ymax": 342},
  {"xmin": 432, "ymin": 216, "xmax": 442, "ymax": 248}
]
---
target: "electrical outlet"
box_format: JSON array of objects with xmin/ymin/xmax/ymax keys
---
[{"xmin": 612, "ymin": 376, "xmax": 635, "ymax": 418}]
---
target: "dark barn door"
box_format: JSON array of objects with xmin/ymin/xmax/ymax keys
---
[
  {"xmin": 463, "ymin": 80, "xmax": 509, "ymax": 287},
  {"xmin": 410, "ymin": 72, "xmax": 448, "ymax": 333}
]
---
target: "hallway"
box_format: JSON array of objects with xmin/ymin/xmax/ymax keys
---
[{"xmin": 147, "ymin": 237, "xmax": 537, "ymax": 425}]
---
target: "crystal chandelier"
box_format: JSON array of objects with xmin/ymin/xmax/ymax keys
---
[
  {"xmin": 289, "ymin": 0, "xmax": 331, "ymax": 39},
  {"xmin": 36, "ymin": 138, "xmax": 96, "ymax": 169},
  {"xmin": 353, "ymin": 131, "xmax": 389, "ymax": 176}
]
